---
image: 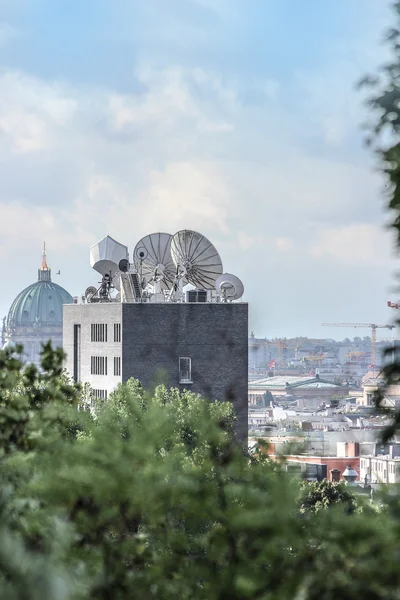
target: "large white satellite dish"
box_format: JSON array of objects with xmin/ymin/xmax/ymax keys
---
[
  {"xmin": 216, "ymin": 273, "xmax": 244, "ymax": 301},
  {"xmin": 90, "ymin": 235, "xmax": 129, "ymax": 292},
  {"xmin": 133, "ymin": 232, "xmax": 176, "ymax": 290},
  {"xmin": 170, "ymin": 230, "xmax": 223, "ymax": 289}
]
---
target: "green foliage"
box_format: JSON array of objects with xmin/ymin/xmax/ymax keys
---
[
  {"xmin": 359, "ymin": 1, "xmax": 400, "ymax": 445},
  {"xmin": 299, "ymin": 479, "xmax": 358, "ymax": 515},
  {"xmin": 4, "ymin": 346, "xmax": 400, "ymax": 599},
  {"xmin": 359, "ymin": 1, "xmax": 400, "ymax": 245}
]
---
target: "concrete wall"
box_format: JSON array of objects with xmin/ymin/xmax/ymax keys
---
[
  {"xmin": 63, "ymin": 303, "xmax": 123, "ymax": 395},
  {"xmin": 122, "ymin": 302, "xmax": 248, "ymax": 441}
]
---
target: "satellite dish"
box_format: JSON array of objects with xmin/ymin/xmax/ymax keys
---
[
  {"xmin": 216, "ymin": 273, "xmax": 244, "ymax": 301},
  {"xmin": 118, "ymin": 258, "xmax": 130, "ymax": 273},
  {"xmin": 133, "ymin": 233, "xmax": 176, "ymax": 290},
  {"xmin": 115, "ymin": 292, "xmax": 121, "ymax": 302},
  {"xmin": 90, "ymin": 235, "xmax": 129, "ymax": 292},
  {"xmin": 85, "ymin": 286, "xmax": 98, "ymax": 302},
  {"xmin": 171, "ymin": 230, "xmax": 223, "ymax": 289}
]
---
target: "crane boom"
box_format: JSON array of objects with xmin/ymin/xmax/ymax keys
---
[
  {"xmin": 321, "ymin": 322, "xmax": 395, "ymax": 367},
  {"xmin": 322, "ymin": 323, "xmax": 394, "ymax": 329}
]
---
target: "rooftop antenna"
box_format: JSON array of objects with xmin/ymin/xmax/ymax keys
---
[
  {"xmin": 216, "ymin": 273, "xmax": 244, "ymax": 302},
  {"xmin": 133, "ymin": 233, "xmax": 175, "ymax": 294},
  {"xmin": 90, "ymin": 235, "xmax": 129, "ymax": 294},
  {"xmin": 170, "ymin": 230, "xmax": 223, "ymax": 296},
  {"xmin": 84, "ymin": 286, "xmax": 98, "ymax": 303}
]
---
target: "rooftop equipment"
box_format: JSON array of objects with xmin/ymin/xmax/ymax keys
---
[{"xmin": 85, "ymin": 230, "xmax": 244, "ymax": 305}]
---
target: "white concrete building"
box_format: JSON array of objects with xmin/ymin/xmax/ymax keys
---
[{"xmin": 359, "ymin": 444, "xmax": 400, "ymax": 485}]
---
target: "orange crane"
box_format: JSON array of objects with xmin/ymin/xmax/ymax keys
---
[
  {"xmin": 276, "ymin": 338, "xmax": 299, "ymax": 367},
  {"xmin": 322, "ymin": 323, "xmax": 395, "ymax": 367}
]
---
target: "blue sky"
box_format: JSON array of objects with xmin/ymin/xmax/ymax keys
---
[{"xmin": 0, "ymin": 0, "xmax": 397, "ymax": 339}]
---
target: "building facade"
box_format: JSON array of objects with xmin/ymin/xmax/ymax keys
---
[
  {"xmin": 248, "ymin": 375, "xmax": 349, "ymax": 407},
  {"xmin": 3, "ymin": 247, "xmax": 73, "ymax": 366},
  {"xmin": 63, "ymin": 301, "xmax": 248, "ymax": 440},
  {"xmin": 359, "ymin": 443, "xmax": 400, "ymax": 485}
]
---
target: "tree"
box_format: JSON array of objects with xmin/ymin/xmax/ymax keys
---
[
  {"xmin": 4, "ymin": 344, "xmax": 400, "ymax": 599},
  {"xmin": 299, "ymin": 479, "xmax": 358, "ymax": 515}
]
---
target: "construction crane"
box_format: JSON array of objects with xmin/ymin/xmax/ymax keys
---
[
  {"xmin": 322, "ymin": 323, "xmax": 395, "ymax": 367},
  {"xmin": 276, "ymin": 338, "xmax": 299, "ymax": 367},
  {"xmin": 388, "ymin": 301, "xmax": 400, "ymax": 309}
]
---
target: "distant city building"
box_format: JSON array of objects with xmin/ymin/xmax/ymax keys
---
[
  {"xmin": 262, "ymin": 441, "xmax": 361, "ymax": 482},
  {"xmin": 2, "ymin": 245, "xmax": 73, "ymax": 366},
  {"xmin": 359, "ymin": 443, "xmax": 400, "ymax": 486},
  {"xmin": 248, "ymin": 375, "xmax": 349, "ymax": 407}
]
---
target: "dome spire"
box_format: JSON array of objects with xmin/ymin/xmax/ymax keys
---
[
  {"xmin": 41, "ymin": 241, "xmax": 48, "ymax": 270},
  {"xmin": 38, "ymin": 241, "xmax": 51, "ymax": 282}
]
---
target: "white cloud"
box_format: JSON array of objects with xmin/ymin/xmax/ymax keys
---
[
  {"xmin": 0, "ymin": 53, "xmax": 395, "ymax": 333},
  {"xmin": 0, "ymin": 71, "xmax": 77, "ymax": 153},
  {"xmin": 275, "ymin": 237, "xmax": 293, "ymax": 252},
  {"xmin": 310, "ymin": 223, "xmax": 395, "ymax": 266}
]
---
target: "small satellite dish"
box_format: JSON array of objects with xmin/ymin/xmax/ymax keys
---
[
  {"xmin": 216, "ymin": 273, "xmax": 244, "ymax": 301},
  {"xmin": 171, "ymin": 230, "xmax": 223, "ymax": 289},
  {"xmin": 115, "ymin": 292, "xmax": 121, "ymax": 302},
  {"xmin": 90, "ymin": 235, "xmax": 129, "ymax": 292},
  {"xmin": 118, "ymin": 258, "xmax": 130, "ymax": 273},
  {"xmin": 85, "ymin": 286, "xmax": 98, "ymax": 302},
  {"xmin": 133, "ymin": 233, "xmax": 176, "ymax": 290}
]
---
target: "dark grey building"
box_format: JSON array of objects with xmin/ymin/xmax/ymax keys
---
[{"xmin": 63, "ymin": 302, "xmax": 248, "ymax": 440}]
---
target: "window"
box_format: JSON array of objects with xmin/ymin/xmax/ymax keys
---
[
  {"xmin": 92, "ymin": 389, "xmax": 108, "ymax": 400},
  {"xmin": 114, "ymin": 356, "xmax": 121, "ymax": 376},
  {"xmin": 179, "ymin": 357, "xmax": 192, "ymax": 383},
  {"xmin": 91, "ymin": 356, "xmax": 108, "ymax": 375},
  {"xmin": 114, "ymin": 323, "xmax": 121, "ymax": 342},
  {"xmin": 73, "ymin": 324, "xmax": 81, "ymax": 383},
  {"xmin": 91, "ymin": 323, "xmax": 108, "ymax": 342}
]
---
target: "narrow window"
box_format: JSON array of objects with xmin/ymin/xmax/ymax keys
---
[
  {"xmin": 73, "ymin": 324, "xmax": 81, "ymax": 383},
  {"xmin": 91, "ymin": 324, "xmax": 108, "ymax": 342},
  {"xmin": 91, "ymin": 356, "xmax": 107, "ymax": 375},
  {"xmin": 114, "ymin": 356, "xmax": 121, "ymax": 376},
  {"xmin": 114, "ymin": 323, "xmax": 121, "ymax": 342},
  {"xmin": 179, "ymin": 357, "xmax": 192, "ymax": 383},
  {"xmin": 92, "ymin": 389, "xmax": 108, "ymax": 400}
]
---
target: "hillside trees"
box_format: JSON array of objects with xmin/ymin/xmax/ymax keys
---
[{"xmin": 3, "ymin": 343, "xmax": 400, "ymax": 599}]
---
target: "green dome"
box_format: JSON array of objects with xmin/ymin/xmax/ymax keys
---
[
  {"xmin": 6, "ymin": 246, "xmax": 73, "ymax": 331},
  {"xmin": 7, "ymin": 280, "xmax": 73, "ymax": 330}
]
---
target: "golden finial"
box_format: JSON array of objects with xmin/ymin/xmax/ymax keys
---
[{"xmin": 40, "ymin": 241, "xmax": 48, "ymax": 270}]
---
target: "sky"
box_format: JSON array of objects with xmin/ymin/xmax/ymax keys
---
[{"xmin": 0, "ymin": 0, "xmax": 398, "ymax": 340}]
